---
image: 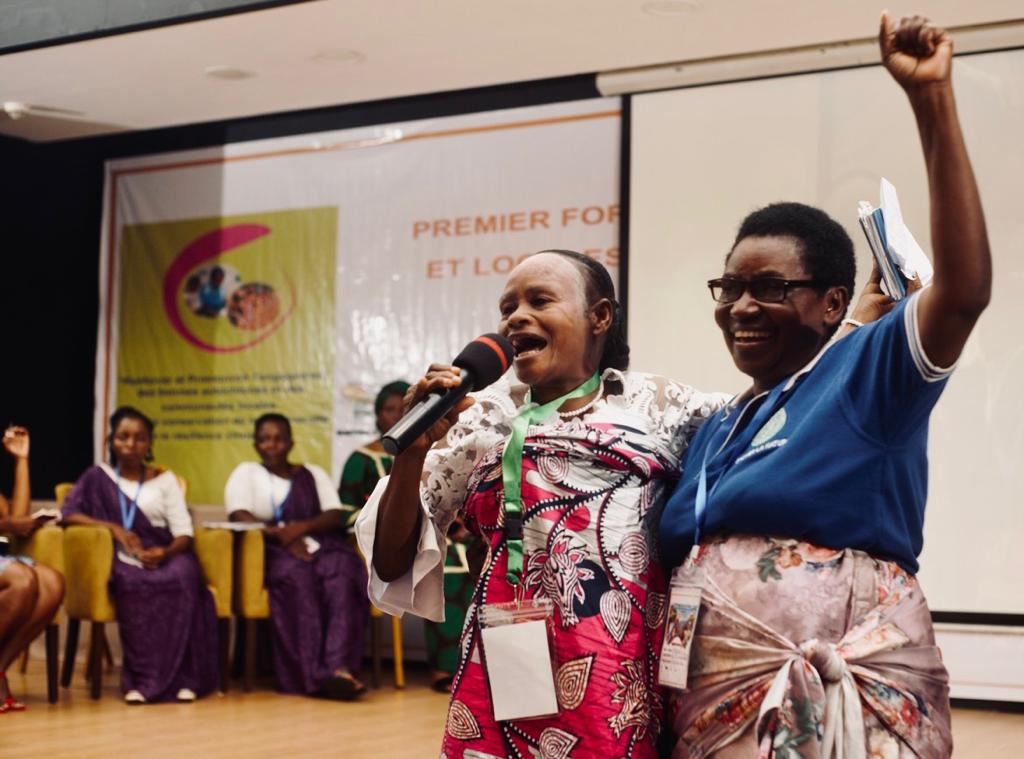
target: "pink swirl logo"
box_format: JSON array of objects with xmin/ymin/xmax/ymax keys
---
[{"xmin": 162, "ymin": 224, "xmax": 296, "ymax": 354}]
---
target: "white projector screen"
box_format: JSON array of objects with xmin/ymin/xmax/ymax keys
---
[{"xmin": 629, "ymin": 48, "xmax": 1023, "ymax": 614}]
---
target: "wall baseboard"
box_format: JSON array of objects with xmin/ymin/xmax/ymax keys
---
[{"xmin": 935, "ymin": 623, "xmax": 1024, "ymax": 703}]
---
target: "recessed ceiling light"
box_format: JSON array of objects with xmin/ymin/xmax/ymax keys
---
[
  {"xmin": 311, "ymin": 49, "xmax": 365, "ymax": 65},
  {"xmin": 204, "ymin": 65, "xmax": 256, "ymax": 80},
  {"xmin": 642, "ymin": 0, "xmax": 702, "ymax": 16}
]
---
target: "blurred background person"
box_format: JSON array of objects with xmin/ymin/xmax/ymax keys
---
[
  {"xmin": 0, "ymin": 426, "xmax": 64, "ymax": 713},
  {"xmin": 61, "ymin": 407, "xmax": 218, "ymax": 704},
  {"xmin": 226, "ymin": 412, "xmax": 369, "ymax": 699}
]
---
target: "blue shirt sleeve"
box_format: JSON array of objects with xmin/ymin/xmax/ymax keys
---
[{"xmin": 840, "ymin": 291, "xmax": 954, "ymax": 442}]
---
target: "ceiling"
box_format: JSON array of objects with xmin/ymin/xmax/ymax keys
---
[{"xmin": 1, "ymin": 0, "xmax": 1021, "ymax": 142}]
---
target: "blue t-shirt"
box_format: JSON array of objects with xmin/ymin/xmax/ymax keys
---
[{"xmin": 659, "ymin": 292, "xmax": 953, "ymax": 574}]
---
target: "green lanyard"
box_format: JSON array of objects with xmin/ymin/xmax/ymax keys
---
[{"xmin": 501, "ymin": 371, "xmax": 601, "ymax": 586}]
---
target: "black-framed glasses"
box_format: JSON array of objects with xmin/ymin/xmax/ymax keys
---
[{"xmin": 707, "ymin": 276, "xmax": 820, "ymax": 304}]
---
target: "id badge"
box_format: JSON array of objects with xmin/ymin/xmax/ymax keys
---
[
  {"xmin": 658, "ymin": 559, "xmax": 705, "ymax": 690},
  {"xmin": 478, "ymin": 598, "xmax": 558, "ymax": 721}
]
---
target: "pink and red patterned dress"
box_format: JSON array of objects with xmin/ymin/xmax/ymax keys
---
[{"xmin": 357, "ymin": 370, "xmax": 724, "ymax": 759}]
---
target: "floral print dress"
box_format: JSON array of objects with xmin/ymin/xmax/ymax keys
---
[{"xmin": 357, "ymin": 369, "xmax": 724, "ymax": 759}]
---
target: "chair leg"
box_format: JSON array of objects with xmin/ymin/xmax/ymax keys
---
[
  {"xmin": 390, "ymin": 615, "xmax": 405, "ymax": 689},
  {"xmin": 370, "ymin": 616, "xmax": 381, "ymax": 689},
  {"xmin": 61, "ymin": 618, "xmax": 80, "ymax": 687},
  {"xmin": 45, "ymin": 624, "xmax": 59, "ymax": 704},
  {"xmin": 218, "ymin": 618, "xmax": 230, "ymax": 694},
  {"xmin": 243, "ymin": 618, "xmax": 257, "ymax": 693},
  {"xmin": 89, "ymin": 622, "xmax": 104, "ymax": 700},
  {"xmin": 102, "ymin": 628, "xmax": 114, "ymax": 672}
]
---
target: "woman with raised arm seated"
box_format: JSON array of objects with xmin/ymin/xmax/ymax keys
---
[
  {"xmin": 659, "ymin": 15, "xmax": 990, "ymax": 758},
  {"xmin": 0, "ymin": 426, "xmax": 64, "ymax": 713},
  {"xmin": 225, "ymin": 413, "xmax": 369, "ymax": 699},
  {"xmin": 61, "ymin": 407, "xmax": 218, "ymax": 704}
]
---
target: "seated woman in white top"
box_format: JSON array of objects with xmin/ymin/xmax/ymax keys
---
[
  {"xmin": 61, "ymin": 406, "xmax": 219, "ymax": 704},
  {"xmin": 224, "ymin": 413, "xmax": 369, "ymax": 699}
]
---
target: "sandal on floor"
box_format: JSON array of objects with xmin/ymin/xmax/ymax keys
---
[
  {"xmin": 1, "ymin": 696, "xmax": 26, "ymax": 713},
  {"xmin": 321, "ymin": 673, "xmax": 362, "ymax": 701},
  {"xmin": 430, "ymin": 675, "xmax": 454, "ymax": 694}
]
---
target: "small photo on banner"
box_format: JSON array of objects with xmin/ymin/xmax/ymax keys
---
[{"xmin": 114, "ymin": 206, "xmax": 337, "ymax": 504}]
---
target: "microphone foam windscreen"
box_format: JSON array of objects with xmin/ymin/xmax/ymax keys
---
[{"xmin": 453, "ymin": 333, "xmax": 514, "ymax": 389}]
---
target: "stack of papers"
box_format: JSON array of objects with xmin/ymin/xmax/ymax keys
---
[
  {"xmin": 858, "ymin": 178, "xmax": 933, "ymax": 301},
  {"xmin": 200, "ymin": 521, "xmax": 265, "ymax": 531}
]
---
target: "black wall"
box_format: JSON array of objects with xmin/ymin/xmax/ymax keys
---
[{"xmin": 0, "ymin": 74, "xmax": 601, "ymax": 499}]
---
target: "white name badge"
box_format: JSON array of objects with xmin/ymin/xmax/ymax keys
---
[
  {"xmin": 478, "ymin": 599, "xmax": 558, "ymax": 722},
  {"xmin": 658, "ymin": 558, "xmax": 705, "ymax": 691}
]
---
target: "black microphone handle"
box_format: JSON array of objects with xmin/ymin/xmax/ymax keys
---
[{"xmin": 380, "ymin": 369, "xmax": 472, "ymax": 455}]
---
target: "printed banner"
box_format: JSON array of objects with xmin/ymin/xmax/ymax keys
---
[
  {"xmin": 114, "ymin": 209, "xmax": 336, "ymax": 496},
  {"xmin": 97, "ymin": 98, "xmax": 620, "ymax": 504}
]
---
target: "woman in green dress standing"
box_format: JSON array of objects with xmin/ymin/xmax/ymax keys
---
[{"xmin": 339, "ymin": 381, "xmax": 475, "ymax": 692}]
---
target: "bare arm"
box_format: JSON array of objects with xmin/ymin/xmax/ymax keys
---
[
  {"xmin": 229, "ymin": 509, "xmax": 262, "ymax": 524},
  {"xmin": 62, "ymin": 512, "xmax": 144, "ymax": 555},
  {"xmin": 266, "ymin": 508, "xmax": 344, "ymax": 547},
  {"xmin": 881, "ymin": 13, "xmax": 992, "ymax": 367},
  {"xmin": 3, "ymin": 427, "xmax": 30, "ymax": 517},
  {"xmin": 138, "ymin": 535, "xmax": 193, "ymax": 569},
  {"xmin": 373, "ymin": 365, "xmax": 473, "ymax": 583}
]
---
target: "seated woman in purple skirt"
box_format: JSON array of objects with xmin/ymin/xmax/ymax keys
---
[
  {"xmin": 225, "ymin": 413, "xmax": 369, "ymax": 699},
  {"xmin": 61, "ymin": 407, "xmax": 219, "ymax": 704}
]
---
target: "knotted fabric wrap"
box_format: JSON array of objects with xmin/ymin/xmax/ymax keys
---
[
  {"xmin": 669, "ymin": 537, "xmax": 952, "ymax": 759},
  {"xmin": 500, "ymin": 372, "xmax": 601, "ymax": 586}
]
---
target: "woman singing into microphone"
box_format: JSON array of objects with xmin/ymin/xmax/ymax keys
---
[{"xmin": 358, "ymin": 250, "xmax": 727, "ymax": 757}]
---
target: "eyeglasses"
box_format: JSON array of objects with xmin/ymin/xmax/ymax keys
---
[{"xmin": 707, "ymin": 276, "xmax": 821, "ymax": 304}]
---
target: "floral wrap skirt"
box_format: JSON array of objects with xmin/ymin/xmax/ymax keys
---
[{"xmin": 667, "ymin": 536, "xmax": 952, "ymax": 759}]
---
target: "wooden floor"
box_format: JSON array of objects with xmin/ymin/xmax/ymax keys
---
[{"xmin": 5, "ymin": 660, "xmax": 1023, "ymax": 757}]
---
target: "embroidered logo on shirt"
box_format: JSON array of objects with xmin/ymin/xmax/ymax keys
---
[
  {"xmin": 736, "ymin": 438, "xmax": 788, "ymax": 464},
  {"xmin": 751, "ymin": 408, "xmax": 787, "ymax": 447}
]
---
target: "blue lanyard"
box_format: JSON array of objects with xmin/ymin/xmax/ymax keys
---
[
  {"xmin": 115, "ymin": 467, "xmax": 145, "ymax": 530},
  {"xmin": 266, "ymin": 468, "xmax": 292, "ymax": 524},
  {"xmin": 693, "ymin": 382, "xmax": 788, "ymax": 545}
]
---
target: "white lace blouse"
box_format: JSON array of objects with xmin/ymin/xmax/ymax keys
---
[{"xmin": 353, "ymin": 368, "xmax": 726, "ymax": 621}]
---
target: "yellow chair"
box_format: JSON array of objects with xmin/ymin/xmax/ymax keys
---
[
  {"xmin": 368, "ymin": 605, "xmax": 405, "ymax": 689},
  {"xmin": 193, "ymin": 524, "xmax": 233, "ymax": 692},
  {"xmin": 232, "ymin": 529, "xmax": 404, "ymax": 691},
  {"xmin": 54, "ymin": 482, "xmax": 74, "ymax": 506},
  {"xmin": 232, "ymin": 528, "xmax": 270, "ymax": 692},
  {"xmin": 59, "ymin": 476, "xmax": 234, "ymax": 699},
  {"xmin": 9, "ymin": 524, "xmax": 64, "ymax": 703},
  {"xmin": 60, "ymin": 523, "xmax": 117, "ymax": 699}
]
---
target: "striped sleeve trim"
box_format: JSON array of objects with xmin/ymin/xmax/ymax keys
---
[{"xmin": 904, "ymin": 289, "xmax": 958, "ymax": 383}]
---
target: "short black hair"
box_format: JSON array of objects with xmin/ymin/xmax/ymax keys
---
[
  {"xmin": 539, "ymin": 249, "xmax": 629, "ymax": 371},
  {"xmin": 254, "ymin": 412, "xmax": 292, "ymax": 439},
  {"xmin": 375, "ymin": 381, "xmax": 410, "ymax": 415},
  {"xmin": 731, "ymin": 202, "xmax": 856, "ymax": 312},
  {"xmin": 108, "ymin": 406, "xmax": 155, "ymax": 465}
]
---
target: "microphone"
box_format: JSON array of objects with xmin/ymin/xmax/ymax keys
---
[{"xmin": 381, "ymin": 334, "xmax": 514, "ymax": 455}]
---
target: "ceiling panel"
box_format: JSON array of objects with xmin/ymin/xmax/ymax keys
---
[{"xmin": 0, "ymin": 0, "xmax": 1020, "ymax": 142}]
